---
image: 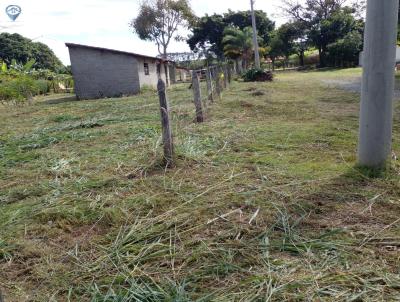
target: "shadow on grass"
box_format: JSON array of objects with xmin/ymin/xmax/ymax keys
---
[
  {"xmin": 43, "ymin": 95, "xmax": 78, "ymax": 105},
  {"xmin": 295, "ymin": 165, "xmax": 400, "ymax": 234},
  {"xmin": 314, "ymin": 67, "xmax": 346, "ymax": 72}
]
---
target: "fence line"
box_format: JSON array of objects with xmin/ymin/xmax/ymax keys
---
[
  {"xmin": 157, "ymin": 79, "xmax": 174, "ymax": 167},
  {"xmin": 188, "ymin": 62, "xmax": 237, "ymax": 122},
  {"xmin": 191, "ymin": 70, "xmax": 204, "ymax": 123},
  {"xmin": 157, "ymin": 61, "xmax": 237, "ymax": 165}
]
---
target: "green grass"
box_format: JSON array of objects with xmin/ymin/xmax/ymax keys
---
[{"xmin": 1, "ymin": 68, "xmax": 400, "ymax": 301}]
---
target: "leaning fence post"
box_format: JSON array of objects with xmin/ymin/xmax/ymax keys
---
[
  {"xmin": 157, "ymin": 79, "xmax": 174, "ymax": 166},
  {"xmin": 206, "ymin": 67, "xmax": 214, "ymax": 102},
  {"xmin": 192, "ymin": 71, "xmax": 204, "ymax": 123}
]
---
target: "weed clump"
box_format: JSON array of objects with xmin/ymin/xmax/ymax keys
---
[
  {"xmin": 243, "ymin": 68, "xmax": 274, "ymax": 82},
  {"xmin": 0, "ymin": 76, "xmax": 47, "ymax": 105}
]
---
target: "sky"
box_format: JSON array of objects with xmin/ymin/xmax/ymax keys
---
[{"xmin": 0, "ymin": 0, "xmax": 289, "ymax": 65}]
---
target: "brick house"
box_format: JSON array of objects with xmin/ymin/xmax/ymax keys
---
[{"xmin": 66, "ymin": 43, "xmax": 175, "ymax": 99}]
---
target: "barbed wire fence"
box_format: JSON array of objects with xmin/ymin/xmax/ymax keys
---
[
  {"xmin": 18, "ymin": 62, "xmax": 237, "ymax": 301},
  {"xmin": 157, "ymin": 62, "xmax": 237, "ymax": 166}
]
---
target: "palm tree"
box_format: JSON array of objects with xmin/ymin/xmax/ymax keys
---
[{"xmin": 222, "ymin": 26, "xmax": 260, "ymax": 71}]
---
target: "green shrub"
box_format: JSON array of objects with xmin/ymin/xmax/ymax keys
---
[
  {"xmin": 0, "ymin": 76, "xmax": 43, "ymax": 104},
  {"xmin": 35, "ymin": 79, "xmax": 50, "ymax": 94},
  {"xmin": 242, "ymin": 68, "xmax": 274, "ymax": 82},
  {"xmin": 274, "ymin": 61, "xmax": 284, "ymax": 69},
  {"xmin": 0, "ymin": 58, "xmax": 74, "ymax": 105}
]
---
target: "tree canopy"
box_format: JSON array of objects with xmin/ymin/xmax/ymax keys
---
[
  {"xmin": 223, "ymin": 27, "xmax": 258, "ymax": 69},
  {"xmin": 269, "ymin": 22, "xmax": 304, "ymax": 60},
  {"xmin": 0, "ymin": 33, "xmax": 64, "ymax": 72},
  {"xmin": 282, "ymin": 0, "xmax": 364, "ymax": 67},
  {"xmin": 188, "ymin": 10, "xmax": 275, "ymax": 58},
  {"xmin": 131, "ymin": 0, "xmax": 195, "ymax": 58}
]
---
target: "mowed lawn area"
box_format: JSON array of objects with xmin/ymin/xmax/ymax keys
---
[{"xmin": 1, "ymin": 68, "xmax": 400, "ymax": 301}]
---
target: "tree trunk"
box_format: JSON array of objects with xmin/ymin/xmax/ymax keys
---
[
  {"xmin": 299, "ymin": 51, "xmax": 305, "ymax": 67},
  {"xmin": 235, "ymin": 58, "xmax": 241, "ymax": 74},
  {"xmin": 318, "ymin": 45, "xmax": 327, "ymax": 68},
  {"xmin": 242, "ymin": 58, "xmax": 247, "ymax": 71},
  {"xmin": 163, "ymin": 48, "xmax": 169, "ymax": 86}
]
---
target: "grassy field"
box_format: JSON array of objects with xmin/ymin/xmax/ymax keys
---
[{"xmin": 1, "ymin": 68, "xmax": 400, "ymax": 301}]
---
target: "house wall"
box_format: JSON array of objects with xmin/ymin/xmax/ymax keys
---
[
  {"xmin": 176, "ymin": 69, "xmax": 189, "ymax": 82},
  {"xmin": 169, "ymin": 64, "xmax": 176, "ymax": 84},
  {"xmin": 137, "ymin": 57, "xmax": 167, "ymax": 89},
  {"xmin": 68, "ymin": 46, "xmax": 140, "ymax": 99}
]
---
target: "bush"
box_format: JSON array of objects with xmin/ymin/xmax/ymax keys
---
[
  {"xmin": 0, "ymin": 76, "xmax": 49, "ymax": 104},
  {"xmin": 242, "ymin": 68, "xmax": 274, "ymax": 82},
  {"xmin": 326, "ymin": 31, "xmax": 363, "ymax": 67},
  {"xmin": 35, "ymin": 80, "xmax": 50, "ymax": 94},
  {"xmin": 274, "ymin": 61, "xmax": 284, "ymax": 69},
  {"xmin": 304, "ymin": 54, "xmax": 320, "ymax": 66}
]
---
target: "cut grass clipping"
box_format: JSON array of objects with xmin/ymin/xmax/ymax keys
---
[{"xmin": 1, "ymin": 68, "xmax": 400, "ymax": 301}]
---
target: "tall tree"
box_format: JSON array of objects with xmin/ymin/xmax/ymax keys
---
[
  {"xmin": 267, "ymin": 30, "xmax": 285, "ymax": 70},
  {"xmin": 0, "ymin": 33, "xmax": 63, "ymax": 72},
  {"xmin": 267, "ymin": 22, "xmax": 306, "ymax": 69},
  {"xmin": 187, "ymin": 14, "xmax": 226, "ymax": 58},
  {"xmin": 282, "ymin": 0, "xmax": 364, "ymax": 67},
  {"xmin": 130, "ymin": 0, "xmax": 194, "ymax": 84},
  {"xmin": 326, "ymin": 30, "xmax": 363, "ymax": 67},
  {"xmin": 188, "ymin": 10, "xmax": 274, "ymax": 59},
  {"xmin": 131, "ymin": 0, "xmax": 194, "ymax": 59},
  {"xmin": 288, "ymin": 22, "xmax": 309, "ymax": 67},
  {"xmin": 223, "ymin": 27, "xmax": 258, "ymax": 70},
  {"xmin": 224, "ymin": 10, "xmax": 275, "ymax": 45}
]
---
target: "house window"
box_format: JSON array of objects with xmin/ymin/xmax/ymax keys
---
[{"xmin": 144, "ymin": 63, "xmax": 150, "ymax": 75}]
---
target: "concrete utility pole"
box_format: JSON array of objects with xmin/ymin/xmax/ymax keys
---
[
  {"xmin": 358, "ymin": 0, "xmax": 399, "ymax": 168},
  {"xmin": 250, "ymin": 0, "xmax": 261, "ymax": 69}
]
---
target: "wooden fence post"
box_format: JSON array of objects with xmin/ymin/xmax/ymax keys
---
[
  {"xmin": 215, "ymin": 68, "xmax": 222, "ymax": 99},
  {"xmin": 227, "ymin": 64, "xmax": 232, "ymax": 84},
  {"xmin": 206, "ymin": 67, "xmax": 214, "ymax": 102},
  {"xmin": 223, "ymin": 66, "xmax": 228, "ymax": 89},
  {"xmin": 219, "ymin": 67, "xmax": 224, "ymax": 91},
  {"xmin": 192, "ymin": 71, "xmax": 204, "ymax": 123},
  {"xmin": 157, "ymin": 79, "xmax": 174, "ymax": 166}
]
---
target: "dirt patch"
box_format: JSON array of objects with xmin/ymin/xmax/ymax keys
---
[
  {"xmin": 251, "ymin": 90, "xmax": 265, "ymax": 96},
  {"xmin": 322, "ymin": 78, "xmax": 400, "ymax": 99},
  {"xmin": 243, "ymin": 86, "xmax": 257, "ymax": 92},
  {"xmin": 298, "ymin": 175, "xmax": 400, "ymax": 235},
  {"xmin": 322, "ymin": 79, "xmax": 362, "ymax": 94},
  {"xmin": 240, "ymin": 101, "xmax": 255, "ymax": 108}
]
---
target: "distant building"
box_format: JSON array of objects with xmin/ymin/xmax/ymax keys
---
[
  {"xmin": 176, "ymin": 66, "xmax": 191, "ymax": 82},
  {"xmin": 66, "ymin": 43, "xmax": 175, "ymax": 100}
]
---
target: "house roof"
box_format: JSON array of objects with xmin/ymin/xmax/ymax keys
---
[{"xmin": 65, "ymin": 43, "xmax": 174, "ymax": 63}]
